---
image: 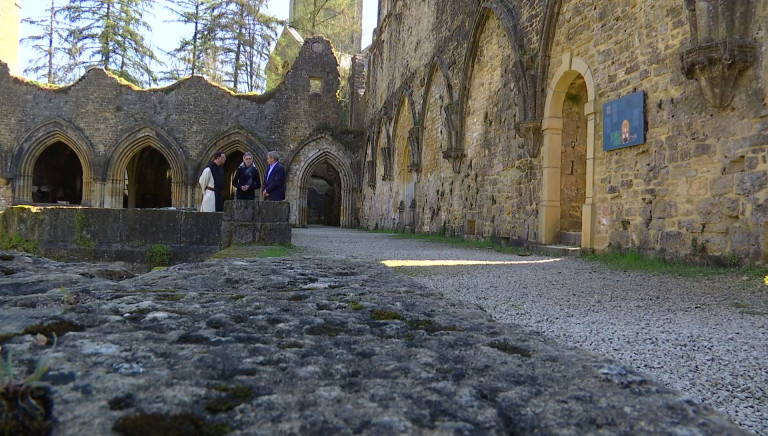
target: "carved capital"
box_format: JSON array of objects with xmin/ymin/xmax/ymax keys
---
[
  {"xmin": 514, "ymin": 120, "xmax": 543, "ymax": 158},
  {"xmin": 682, "ymin": 41, "xmax": 757, "ymax": 108},
  {"xmin": 442, "ymin": 149, "xmax": 464, "ymax": 174},
  {"xmin": 682, "ymin": 0, "xmax": 757, "ymax": 108}
]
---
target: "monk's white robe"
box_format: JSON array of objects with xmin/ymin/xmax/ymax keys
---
[{"xmin": 198, "ymin": 167, "xmax": 216, "ymax": 212}]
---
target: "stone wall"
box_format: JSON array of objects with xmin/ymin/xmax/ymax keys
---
[
  {"xmin": 0, "ymin": 36, "xmax": 362, "ymax": 227},
  {"xmin": 362, "ymin": 0, "xmax": 768, "ymax": 263},
  {"xmin": 0, "ymin": 0, "xmax": 19, "ymax": 75},
  {"xmin": 0, "ymin": 206, "xmax": 222, "ymax": 263}
]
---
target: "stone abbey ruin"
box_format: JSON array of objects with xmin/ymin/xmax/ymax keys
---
[{"xmin": 1, "ymin": 0, "xmax": 768, "ymax": 263}]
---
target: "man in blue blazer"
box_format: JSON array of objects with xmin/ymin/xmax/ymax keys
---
[{"xmin": 263, "ymin": 151, "xmax": 286, "ymax": 201}]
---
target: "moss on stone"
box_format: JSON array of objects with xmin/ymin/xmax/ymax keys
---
[
  {"xmin": 371, "ymin": 310, "xmax": 403, "ymax": 321},
  {"xmin": 112, "ymin": 413, "xmax": 230, "ymax": 435}
]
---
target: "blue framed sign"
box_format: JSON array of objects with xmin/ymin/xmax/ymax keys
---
[{"xmin": 603, "ymin": 91, "xmax": 645, "ymax": 151}]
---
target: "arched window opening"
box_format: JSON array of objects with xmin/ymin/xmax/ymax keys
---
[{"xmin": 32, "ymin": 142, "xmax": 83, "ymax": 205}]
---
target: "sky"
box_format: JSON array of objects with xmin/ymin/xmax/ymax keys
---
[{"xmin": 16, "ymin": 0, "xmax": 378, "ymax": 82}]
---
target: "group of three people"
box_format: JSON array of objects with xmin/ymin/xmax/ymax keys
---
[{"xmin": 198, "ymin": 150, "xmax": 285, "ymax": 213}]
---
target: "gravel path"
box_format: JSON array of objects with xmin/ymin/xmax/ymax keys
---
[{"xmin": 292, "ymin": 226, "xmax": 768, "ymax": 435}]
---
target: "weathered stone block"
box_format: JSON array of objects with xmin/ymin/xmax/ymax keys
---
[
  {"xmin": 735, "ymin": 172, "xmax": 768, "ymax": 195},
  {"xmin": 122, "ymin": 209, "xmax": 181, "ymax": 244},
  {"xmin": 181, "ymin": 211, "xmax": 222, "ymax": 246},
  {"xmin": 258, "ymin": 223, "xmax": 291, "ymax": 245},
  {"xmin": 259, "ymin": 201, "xmax": 291, "ymax": 223},
  {"xmin": 659, "ymin": 231, "xmax": 686, "ymax": 251}
]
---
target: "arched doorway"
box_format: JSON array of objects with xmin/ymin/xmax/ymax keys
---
[
  {"xmin": 222, "ymin": 150, "xmax": 245, "ymax": 201},
  {"xmin": 559, "ymin": 77, "xmax": 588, "ymax": 245},
  {"xmin": 32, "ymin": 142, "xmax": 83, "ymax": 204},
  {"xmin": 540, "ymin": 53, "xmax": 597, "ymax": 248},
  {"xmin": 306, "ymin": 163, "xmax": 341, "ymax": 226},
  {"xmin": 124, "ymin": 147, "xmax": 172, "ymax": 208}
]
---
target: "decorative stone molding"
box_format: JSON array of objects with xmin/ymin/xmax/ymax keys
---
[
  {"xmin": 682, "ymin": 0, "xmax": 757, "ymax": 108},
  {"xmin": 407, "ymin": 127, "xmax": 421, "ymax": 172},
  {"xmin": 514, "ymin": 119, "xmax": 543, "ymax": 158},
  {"xmin": 441, "ymin": 102, "xmax": 464, "ymax": 173},
  {"xmin": 442, "ymin": 150, "xmax": 465, "ymax": 174}
]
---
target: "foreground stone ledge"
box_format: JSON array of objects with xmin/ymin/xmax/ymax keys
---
[{"xmin": 0, "ymin": 252, "xmax": 746, "ymax": 435}]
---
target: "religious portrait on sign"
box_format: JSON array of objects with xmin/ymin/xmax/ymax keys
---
[{"xmin": 621, "ymin": 119, "xmax": 630, "ymax": 144}]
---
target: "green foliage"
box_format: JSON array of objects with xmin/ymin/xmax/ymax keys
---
[
  {"xmin": 347, "ymin": 301, "xmax": 363, "ymax": 310},
  {"xmin": 582, "ymin": 249, "xmax": 768, "ymax": 280},
  {"xmin": 147, "ymin": 244, "xmax": 172, "ymax": 267},
  {"xmin": 0, "ymin": 218, "xmax": 38, "ymax": 254},
  {"xmin": 60, "ymin": 286, "xmax": 76, "ymax": 306},
  {"xmin": 383, "ymin": 230, "xmax": 530, "ymax": 256},
  {"xmin": 62, "ymin": 0, "xmax": 161, "ymax": 87},
  {"xmin": 0, "ymin": 336, "xmax": 56, "ymax": 435},
  {"xmin": 73, "ymin": 210, "xmax": 96, "ymax": 249}
]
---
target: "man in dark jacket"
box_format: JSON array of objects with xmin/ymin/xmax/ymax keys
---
[
  {"xmin": 232, "ymin": 152, "xmax": 261, "ymax": 200},
  {"xmin": 263, "ymin": 151, "xmax": 286, "ymax": 201}
]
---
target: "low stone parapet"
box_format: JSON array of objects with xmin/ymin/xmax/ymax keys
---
[
  {"xmin": 0, "ymin": 206, "xmax": 222, "ymax": 263},
  {"xmin": 220, "ymin": 200, "xmax": 291, "ymax": 247}
]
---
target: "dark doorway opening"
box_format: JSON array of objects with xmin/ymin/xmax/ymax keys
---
[
  {"xmin": 307, "ymin": 163, "xmax": 341, "ymax": 226},
  {"xmin": 222, "ymin": 150, "xmax": 245, "ymax": 202},
  {"xmin": 124, "ymin": 147, "xmax": 172, "ymax": 208},
  {"xmin": 32, "ymin": 142, "xmax": 83, "ymax": 204}
]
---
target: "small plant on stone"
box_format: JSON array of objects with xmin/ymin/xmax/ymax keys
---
[
  {"xmin": 60, "ymin": 285, "xmax": 76, "ymax": 306},
  {"xmin": 0, "ymin": 337, "xmax": 56, "ymax": 435},
  {"xmin": 147, "ymin": 244, "xmax": 171, "ymax": 267}
]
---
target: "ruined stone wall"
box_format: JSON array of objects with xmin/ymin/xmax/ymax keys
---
[
  {"xmin": 0, "ymin": 37, "xmax": 361, "ymax": 226},
  {"xmin": 363, "ymin": 0, "xmax": 768, "ymax": 262},
  {"xmin": 0, "ymin": 0, "xmax": 19, "ymax": 75}
]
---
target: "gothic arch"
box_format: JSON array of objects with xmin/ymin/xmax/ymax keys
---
[
  {"xmin": 12, "ymin": 119, "xmax": 96, "ymax": 205},
  {"xmin": 287, "ymin": 133, "xmax": 357, "ymax": 227},
  {"xmin": 540, "ymin": 52, "xmax": 598, "ymax": 248},
  {"xmin": 104, "ymin": 125, "xmax": 188, "ymax": 208},
  {"xmin": 535, "ymin": 0, "xmax": 565, "ymax": 120},
  {"xmin": 419, "ymin": 58, "xmax": 454, "ymax": 166},
  {"xmin": 458, "ymin": 1, "xmax": 531, "ymax": 145},
  {"xmin": 196, "ymin": 127, "xmax": 269, "ymax": 187}
]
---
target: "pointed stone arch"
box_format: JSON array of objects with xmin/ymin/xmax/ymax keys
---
[
  {"xmin": 458, "ymin": 1, "xmax": 531, "ymax": 144},
  {"xmin": 196, "ymin": 127, "xmax": 269, "ymax": 185},
  {"xmin": 12, "ymin": 118, "xmax": 96, "ymax": 205},
  {"xmin": 540, "ymin": 52, "xmax": 598, "ymax": 248},
  {"xmin": 195, "ymin": 127, "xmax": 270, "ymax": 203},
  {"xmin": 417, "ymin": 58, "xmax": 455, "ymax": 233},
  {"xmin": 287, "ymin": 133, "xmax": 357, "ymax": 227},
  {"xmin": 104, "ymin": 126, "xmax": 188, "ymax": 208}
]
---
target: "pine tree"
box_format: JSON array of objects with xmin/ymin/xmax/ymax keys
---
[
  {"xmin": 63, "ymin": 0, "xmax": 161, "ymax": 87},
  {"xmin": 163, "ymin": 0, "xmax": 218, "ymax": 80},
  {"xmin": 21, "ymin": 0, "xmax": 68, "ymax": 84},
  {"xmin": 217, "ymin": 0, "xmax": 278, "ymax": 92}
]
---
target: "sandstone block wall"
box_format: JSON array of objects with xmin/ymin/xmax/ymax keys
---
[{"xmin": 362, "ymin": 0, "xmax": 768, "ymax": 263}]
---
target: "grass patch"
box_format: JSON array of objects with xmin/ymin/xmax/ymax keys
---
[
  {"xmin": 582, "ymin": 250, "xmax": 768, "ymax": 280},
  {"xmin": 212, "ymin": 244, "xmax": 296, "ymax": 259},
  {"xmin": 366, "ymin": 229, "xmax": 530, "ymax": 255}
]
